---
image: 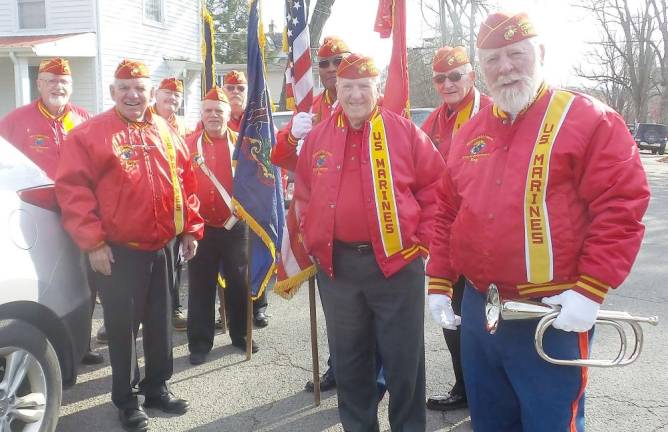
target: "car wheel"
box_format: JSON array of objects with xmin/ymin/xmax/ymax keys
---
[
  {"xmin": 659, "ymin": 145, "xmax": 666, "ymax": 155},
  {"xmin": 0, "ymin": 320, "xmax": 62, "ymax": 432},
  {"xmin": 651, "ymin": 149, "xmax": 658, "ymax": 154}
]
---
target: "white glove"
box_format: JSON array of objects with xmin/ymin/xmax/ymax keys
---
[
  {"xmin": 543, "ymin": 290, "xmax": 600, "ymax": 332},
  {"xmin": 291, "ymin": 112, "xmax": 313, "ymax": 139},
  {"xmin": 428, "ymin": 294, "xmax": 461, "ymax": 330}
]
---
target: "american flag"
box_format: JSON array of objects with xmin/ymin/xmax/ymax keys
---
[
  {"xmin": 274, "ymin": 0, "xmax": 317, "ymax": 299},
  {"xmin": 284, "ymin": 0, "xmax": 313, "ymax": 112}
]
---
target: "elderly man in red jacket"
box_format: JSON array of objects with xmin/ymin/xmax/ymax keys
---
[
  {"xmin": 0, "ymin": 57, "xmax": 90, "ymax": 179},
  {"xmin": 427, "ymin": 12, "xmax": 650, "ymax": 432},
  {"xmin": 154, "ymin": 76, "xmax": 190, "ymax": 331},
  {"xmin": 56, "ymin": 59, "xmax": 204, "ymax": 432},
  {"xmin": 0, "ymin": 57, "xmax": 106, "ymax": 364},
  {"xmin": 294, "ymin": 53, "xmax": 444, "ymax": 432},
  {"xmin": 185, "ymin": 87, "xmax": 259, "ymax": 365},
  {"xmin": 422, "ymin": 45, "xmax": 492, "ymax": 412}
]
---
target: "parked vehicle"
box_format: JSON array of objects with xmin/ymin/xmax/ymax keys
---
[
  {"xmin": 633, "ymin": 123, "xmax": 667, "ymax": 155},
  {"xmin": 0, "ymin": 137, "xmax": 91, "ymax": 432}
]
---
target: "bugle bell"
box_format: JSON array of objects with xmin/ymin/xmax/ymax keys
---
[{"xmin": 484, "ymin": 284, "xmax": 658, "ymax": 367}]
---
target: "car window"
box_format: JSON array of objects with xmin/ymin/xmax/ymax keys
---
[
  {"xmin": 272, "ymin": 112, "xmax": 293, "ymax": 130},
  {"xmin": 410, "ymin": 109, "xmax": 434, "ymax": 128},
  {"xmin": 0, "ymin": 138, "xmax": 51, "ymax": 191}
]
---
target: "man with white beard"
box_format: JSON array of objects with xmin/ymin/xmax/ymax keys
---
[{"xmin": 426, "ymin": 11, "xmax": 650, "ymax": 431}]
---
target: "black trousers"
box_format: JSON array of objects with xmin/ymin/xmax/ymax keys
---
[
  {"xmin": 91, "ymin": 244, "xmax": 172, "ymax": 409},
  {"xmin": 318, "ymin": 247, "xmax": 426, "ymax": 432},
  {"xmin": 165, "ymin": 237, "xmax": 183, "ymax": 311},
  {"xmin": 187, "ymin": 224, "xmax": 249, "ymax": 354},
  {"xmin": 442, "ymin": 275, "xmax": 466, "ymax": 395}
]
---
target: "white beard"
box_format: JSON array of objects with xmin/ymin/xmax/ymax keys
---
[
  {"xmin": 490, "ymin": 69, "xmax": 542, "ymax": 115},
  {"xmin": 46, "ymin": 95, "xmax": 69, "ymax": 109}
]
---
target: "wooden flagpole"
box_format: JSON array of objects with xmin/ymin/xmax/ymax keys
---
[
  {"xmin": 308, "ymin": 275, "xmax": 320, "ymax": 405},
  {"xmin": 246, "ymin": 232, "xmax": 253, "ymax": 360}
]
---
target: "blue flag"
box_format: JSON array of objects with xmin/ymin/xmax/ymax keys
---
[{"xmin": 233, "ymin": 0, "xmax": 285, "ymax": 299}]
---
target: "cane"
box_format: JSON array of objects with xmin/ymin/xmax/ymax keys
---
[{"xmin": 308, "ymin": 276, "xmax": 321, "ymax": 405}]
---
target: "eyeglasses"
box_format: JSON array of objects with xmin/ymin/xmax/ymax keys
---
[
  {"xmin": 432, "ymin": 71, "xmax": 464, "ymax": 84},
  {"xmin": 318, "ymin": 57, "xmax": 344, "ymax": 69},
  {"xmin": 224, "ymin": 84, "xmax": 246, "ymax": 92},
  {"xmin": 39, "ymin": 77, "xmax": 72, "ymax": 87}
]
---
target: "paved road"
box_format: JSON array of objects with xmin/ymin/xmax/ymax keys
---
[{"xmin": 57, "ymin": 153, "xmax": 668, "ymax": 432}]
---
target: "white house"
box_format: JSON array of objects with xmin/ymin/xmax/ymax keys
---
[{"xmin": 0, "ymin": 0, "xmax": 210, "ymax": 127}]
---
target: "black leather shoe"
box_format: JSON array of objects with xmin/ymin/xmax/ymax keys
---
[
  {"xmin": 189, "ymin": 352, "xmax": 207, "ymax": 365},
  {"xmin": 118, "ymin": 406, "xmax": 148, "ymax": 431},
  {"xmin": 144, "ymin": 393, "xmax": 190, "ymax": 415},
  {"xmin": 426, "ymin": 392, "xmax": 468, "ymax": 411},
  {"xmin": 81, "ymin": 350, "xmax": 104, "ymax": 365},
  {"xmin": 231, "ymin": 337, "xmax": 259, "ymax": 353},
  {"xmin": 254, "ymin": 311, "xmax": 269, "ymax": 328},
  {"xmin": 305, "ymin": 368, "xmax": 336, "ymax": 392}
]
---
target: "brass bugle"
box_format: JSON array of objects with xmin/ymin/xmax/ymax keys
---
[{"xmin": 485, "ymin": 284, "xmax": 659, "ymax": 367}]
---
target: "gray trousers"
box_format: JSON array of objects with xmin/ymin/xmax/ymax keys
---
[{"xmin": 317, "ymin": 247, "xmax": 426, "ymax": 432}]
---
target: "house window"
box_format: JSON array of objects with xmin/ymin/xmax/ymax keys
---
[
  {"xmin": 144, "ymin": 0, "xmax": 164, "ymax": 23},
  {"xmin": 18, "ymin": 0, "xmax": 46, "ymax": 29}
]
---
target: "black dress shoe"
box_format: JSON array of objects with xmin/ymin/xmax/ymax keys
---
[
  {"xmin": 118, "ymin": 406, "xmax": 149, "ymax": 431},
  {"xmin": 144, "ymin": 393, "xmax": 190, "ymax": 415},
  {"xmin": 426, "ymin": 392, "xmax": 468, "ymax": 411},
  {"xmin": 305, "ymin": 368, "xmax": 336, "ymax": 392},
  {"xmin": 189, "ymin": 352, "xmax": 207, "ymax": 365},
  {"xmin": 81, "ymin": 350, "xmax": 104, "ymax": 365},
  {"xmin": 231, "ymin": 337, "xmax": 259, "ymax": 353},
  {"xmin": 254, "ymin": 311, "xmax": 269, "ymax": 328}
]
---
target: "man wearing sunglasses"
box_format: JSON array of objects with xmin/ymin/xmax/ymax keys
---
[
  {"xmin": 271, "ymin": 36, "xmax": 350, "ymax": 171},
  {"xmin": 421, "ymin": 46, "xmax": 491, "ymax": 413},
  {"xmin": 271, "ymin": 36, "xmax": 351, "ymax": 393},
  {"xmin": 422, "ymin": 46, "xmax": 492, "ymax": 160},
  {"xmin": 221, "ymin": 70, "xmax": 247, "ymax": 133}
]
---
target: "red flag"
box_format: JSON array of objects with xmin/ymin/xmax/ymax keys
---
[{"xmin": 375, "ymin": 0, "xmax": 410, "ymax": 117}]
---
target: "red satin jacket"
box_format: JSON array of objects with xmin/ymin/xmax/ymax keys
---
[
  {"xmin": 294, "ymin": 106, "xmax": 445, "ymax": 278},
  {"xmin": 55, "ymin": 108, "xmax": 204, "ymax": 251},
  {"xmin": 421, "ymin": 88, "xmax": 492, "ymax": 159},
  {"xmin": 426, "ymin": 86, "xmax": 650, "ymax": 304},
  {"xmin": 0, "ymin": 99, "xmax": 90, "ymax": 179}
]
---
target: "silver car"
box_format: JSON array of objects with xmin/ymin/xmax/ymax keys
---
[{"xmin": 0, "ymin": 137, "xmax": 91, "ymax": 432}]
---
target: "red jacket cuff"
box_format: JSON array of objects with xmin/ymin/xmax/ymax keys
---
[
  {"xmin": 427, "ymin": 277, "xmax": 453, "ymax": 297},
  {"xmin": 573, "ymin": 274, "xmax": 610, "ymax": 304}
]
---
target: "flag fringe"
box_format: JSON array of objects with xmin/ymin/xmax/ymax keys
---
[{"xmin": 273, "ymin": 264, "xmax": 317, "ymax": 299}]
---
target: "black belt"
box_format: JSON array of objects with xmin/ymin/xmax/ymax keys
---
[{"xmin": 334, "ymin": 240, "xmax": 373, "ymax": 254}]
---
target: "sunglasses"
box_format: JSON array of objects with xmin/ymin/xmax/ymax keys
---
[
  {"xmin": 224, "ymin": 84, "xmax": 246, "ymax": 92},
  {"xmin": 318, "ymin": 57, "xmax": 344, "ymax": 69},
  {"xmin": 432, "ymin": 71, "xmax": 464, "ymax": 84}
]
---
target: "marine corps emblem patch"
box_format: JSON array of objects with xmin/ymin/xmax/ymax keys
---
[{"xmin": 463, "ymin": 135, "xmax": 493, "ymax": 162}]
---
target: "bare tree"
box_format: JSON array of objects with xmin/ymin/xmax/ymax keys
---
[
  {"xmin": 419, "ymin": 0, "xmax": 491, "ymax": 68},
  {"xmin": 575, "ymin": 0, "xmax": 661, "ymax": 122},
  {"xmin": 649, "ymin": 0, "xmax": 667, "ymax": 124}
]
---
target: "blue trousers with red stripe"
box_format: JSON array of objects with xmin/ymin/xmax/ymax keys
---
[{"xmin": 461, "ymin": 282, "xmax": 592, "ymax": 432}]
